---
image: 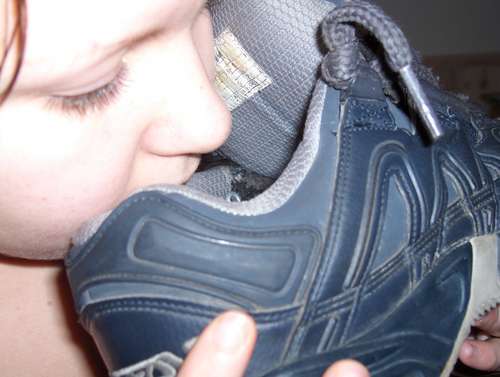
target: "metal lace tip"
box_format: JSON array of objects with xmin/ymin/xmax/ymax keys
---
[{"xmin": 400, "ymin": 65, "xmax": 445, "ymax": 142}]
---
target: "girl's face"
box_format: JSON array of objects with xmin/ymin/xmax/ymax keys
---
[{"xmin": 0, "ymin": 0, "xmax": 231, "ymax": 259}]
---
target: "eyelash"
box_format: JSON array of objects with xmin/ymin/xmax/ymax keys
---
[{"xmin": 47, "ymin": 66, "xmax": 128, "ymax": 117}]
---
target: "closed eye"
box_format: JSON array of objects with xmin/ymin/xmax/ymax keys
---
[{"xmin": 47, "ymin": 65, "xmax": 128, "ymax": 117}]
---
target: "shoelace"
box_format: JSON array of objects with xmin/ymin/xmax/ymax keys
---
[{"xmin": 321, "ymin": 0, "xmax": 445, "ymax": 142}]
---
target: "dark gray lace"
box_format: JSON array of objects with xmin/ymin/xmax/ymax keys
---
[{"xmin": 321, "ymin": 0, "xmax": 444, "ymax": 141}]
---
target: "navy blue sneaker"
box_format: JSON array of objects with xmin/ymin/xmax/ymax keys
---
[{"xmin": 66, "ymin": 0, "xmax": 500, "ymax": 376}]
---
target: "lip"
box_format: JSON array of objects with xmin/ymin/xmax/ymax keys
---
[{"xmin": 183, "ymin": 153, "xmax": 202, "ymax": 183}]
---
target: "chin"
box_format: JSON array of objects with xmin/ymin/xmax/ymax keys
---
[
  {"xmin": 0, "ymin": 233, "xmax": 72, "ymax": 261},
  {"xmin": 0, "ymin": 246, "xmax": 69, "ymax": 261}
]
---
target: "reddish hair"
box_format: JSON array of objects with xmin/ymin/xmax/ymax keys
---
[{"xmin": 0, "ymin": 0, "xmax": 26, "ymax": 104}]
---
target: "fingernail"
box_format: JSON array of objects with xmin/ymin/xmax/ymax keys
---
[
  {"xmin": 212, "ymin": 311, "xmax": 251, "ymax": 353},
  {"xmin": 477, "ymin": 333, "xmax": 491, "ymax": 341}
]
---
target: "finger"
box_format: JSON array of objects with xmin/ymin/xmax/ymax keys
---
[
  {"xmin": 475, "ymin": 306, "xmax": 500, "ymax": 337},
  {"xmin": 323, "ymin": 359, "xmax": 370, "ymax": 377},
  {"xmin": 178, "ymin": 311, "xmax": 257, "ymax": 377},
  {"xmin": 459, "ymin": 338, "xmax": 500, "ymax": 371}
]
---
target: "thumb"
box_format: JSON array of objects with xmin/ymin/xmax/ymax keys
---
[
  {"xmin": 459, "ymin": 338, "xmax": 500, "ymax": 371},
  {"xmin": 323, "ymin": 359, "xmax": 371, "ymax": 377},
  {"xmin": 178, "ymin": 311, "xmax": 257, "ymax": 377}
]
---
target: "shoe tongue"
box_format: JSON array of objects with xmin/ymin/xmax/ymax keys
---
[{"xmin": 210, "ymin": 0, "xmax": 336, "ymax": 178}]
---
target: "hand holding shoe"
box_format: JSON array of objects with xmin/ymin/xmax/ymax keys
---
[
  {"xmin": 178, "ymin": 311, "xmax": 370, "ymax": 377},
  {"xmin": 459, "ymin": 306, "xmax": 500, "ymax": 371}
]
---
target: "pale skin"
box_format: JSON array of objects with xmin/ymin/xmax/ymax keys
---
[
  {"xmin": 0, "ymin": 0, "xmax": 491, "ymax": 375},
  {"xmin": 459, "ymin": 306, "xmax": 500, "ymax": 371},
  {"xmin": 0, "ymin": 0, "xmax": 368, "ymax": 375}
]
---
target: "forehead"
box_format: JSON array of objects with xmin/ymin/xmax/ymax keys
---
[{"xmin": 17, "ymin": 0, "xmax": 205, "ymax": 89}]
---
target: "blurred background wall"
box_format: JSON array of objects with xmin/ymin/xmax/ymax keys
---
[{"xmin": 375, "ymin": 0, "xmax": 500, "ymax": 117}]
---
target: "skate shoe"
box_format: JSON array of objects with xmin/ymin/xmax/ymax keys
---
[{"xmin": 66, "ymin": 0, "xmax": 500, "ymax": 376}]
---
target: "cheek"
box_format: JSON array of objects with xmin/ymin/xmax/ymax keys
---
[
  {"xmin": 0, "ymin": 108, "xmax": 137, "ymax": 258},
  {"xmin": 0, "ymin": 159, "xmax": 132, "ymax": 259},
  {"xmin": 0, "ymin": 163, "xmax": 132, "ymax": 259}
]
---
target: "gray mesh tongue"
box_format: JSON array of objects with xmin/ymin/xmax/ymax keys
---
[
  {"xmin": 209, "ymin": 0, "xmax": 335, "ymax": 177},
  {"xmin": 186, "ymin": 165, "xmax": 234, "ymax": 198}
]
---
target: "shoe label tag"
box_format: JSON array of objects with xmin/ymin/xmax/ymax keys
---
[{"xmin": 214, "ymin": 29, "xmax": 272, "ymax": 111}]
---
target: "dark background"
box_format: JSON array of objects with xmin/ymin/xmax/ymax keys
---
[{"xmin": 376, "ymin": 0, "xmax": 500, "ymax": 117}]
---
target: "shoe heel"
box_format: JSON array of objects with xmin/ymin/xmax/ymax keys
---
[{"xmin": 442, "ymin": 234, "xmax": 500, "ymax": 376}]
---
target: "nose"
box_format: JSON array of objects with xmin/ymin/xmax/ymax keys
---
[{"xmin": 139, "ymin": 34, "xmax": 232, "ymax": 157}]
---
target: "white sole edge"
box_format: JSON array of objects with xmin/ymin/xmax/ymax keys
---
[{"xmin": 441, "ymin": 234, "xmax": 500, "ymax": 376}]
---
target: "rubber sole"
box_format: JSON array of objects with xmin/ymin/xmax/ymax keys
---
[{"xmin": 442, "ymin": 234, "xmax": 500, "ymax": 376}]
